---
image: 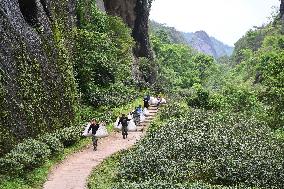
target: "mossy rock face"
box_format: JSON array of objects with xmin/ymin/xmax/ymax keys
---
[{"xmin": 0, "ymin": 0, "xmax": 77, "ymax": 156}]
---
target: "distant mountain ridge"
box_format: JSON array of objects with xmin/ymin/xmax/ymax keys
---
[
  {"xmin": 150, "ymin": 21, "xmax": 234, "ymax": 58},
  {"xmin": 183, "ymin": 31, "xmax": 234, "ymax": 58}
]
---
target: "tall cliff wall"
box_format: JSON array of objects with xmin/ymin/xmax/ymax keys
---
[
  {"xmin": 0, "ymin": 0, "xmax": 78, "ymax": 155},
  {"xmin": 103, "ymin": 0, "xmax": 153, "ymax": 58},
  {"xmin": 0, "ymin": 0, "xmax": 153, "ymax": 155},
  {"xmin": 281, "ymin": 0, "xmax": 284, "ymax": 19}
]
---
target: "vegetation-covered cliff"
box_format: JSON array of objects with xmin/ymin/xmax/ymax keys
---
[
  {"xmin": 0, "ymin": 0, "xmax": 153, "ymax": 157},
  {"xmin": 0, "ymin": 0, "xmax": 78, "ymax": 155}
]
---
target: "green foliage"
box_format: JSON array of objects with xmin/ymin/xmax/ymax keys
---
[
  {"xmin": 151, "ymin": 30, "xmax": 215, "ymax": 93},
  {"xmin": 75, "ymin": 3, "xmax": 136, "ymax": 108},
  {"xmin": 38, "ymin": 134, "xmax": 64, "ymax": 155},
  {"xmin": 230, "ymin": 31, "xmax": 284, "ymax": 128},
  {"xmin": 0, "ymin": 0, "xmax": 78, "ymax": 156},
  {"xmin": 55, "ymin": 126, "xmax": 82, "ymax": 147},
  {"xmin": 86, "ymin": 83, "xmax": 139, "ymax": 108},
  {"xmin": 0, "ymin": 139, "xmax": 51, "ymax": 175},
  {"xmin": 116, "ymin": 108, "xmax": 284, "ymax": 188},
  {"xmin": 138, "ymin": 57, "xmax": 159, "ymax": 85},
  {"xmin": 0, "ymin": 138, "xmax": 90, "ymax": 189},
  {"xmin": 112, "ymin": 181, "xmax": 254, "ymax": 189},
  {"xmin": 149, "ymin": 21, "xmax": 188, "ymax": 45},
  {"xmin": 159, "ymin": 101, "xmax": 189, "ymax": 121},
  {"xmin": 88, "ymin": 152, "xmax": 124, "ymax": 189},
  {"xmin": 187, "ymin": 83, "xmax": 210, "ymax": 109},
  {"xmin": 255, "ymin": 34, "xmax": 284, "ymax": 128}
]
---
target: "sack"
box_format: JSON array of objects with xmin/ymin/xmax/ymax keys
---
[
  {"xmin": 82, "ymin": 123, "xmax": 92, "ymax": 137},
  {"xmin": 128, "ymin": 113, "xmax": 133, "ymax": 120},
  {"xmin": 161, "ymin": 98, "xmax": 166, "ymax": 104},
  {"xmin": 114, "ymin": 117, "xmax": 122, "ymax": 131},
  {"xmin": 95, "ymin": 125, "xmax": 109, "ymax": 138},
  {"xmin": 152, "ymin": 98, "xmax": 159, "ymax": 105},
  {"xmin": 140, "ymin": 113, "xmax": 146, "ymax": 122},
  {"xmin": 143, "ymin": 108, "xmax": 150, "ymax": 116},
  {"xmin": 127, "ymin": 120, "xmax": 137, "ymax": 132},
  {"xmin": 149, "ymin": 97, "xmax": 158, "ymax": 105}
]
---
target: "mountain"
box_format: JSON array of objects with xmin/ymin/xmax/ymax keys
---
[
  {"xmin": 150, "ymin": 21, "xmax": 234, "ymax": 58},
  {"xmin": 183, "ymin": 31, "xmax": 234, "ymax": 58},
  {"xmin": 149, "ymin": 21, "xmax": 188, "ymax": 44}
]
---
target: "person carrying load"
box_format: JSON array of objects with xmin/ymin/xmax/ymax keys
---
[
  {"xmin": 132, "ymin": 107, "xmax": 141, "ymax": 125},
  {"xmin": 117, "ymin": 114, "xmax": 131, "ymax": 139},
  {"xmin": 88, "ymin": 119, "xmax": 100, "ymax": 151},
  {"xmin": 143, "ymin": 95, "xmax": 150, "ymax": 108}
]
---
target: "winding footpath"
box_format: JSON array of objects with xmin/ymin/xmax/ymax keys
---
[{"xmin": 43, "ymin": 106, "xmax": 158, "ymax": 189}]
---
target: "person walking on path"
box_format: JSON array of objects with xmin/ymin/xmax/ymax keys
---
[
  {"xmin": 143, "ymin": 95, "xmax": 150, "ymax": 108},
  {"xmin": 117, "ymin": 114, "xmax": 131, "ymax": 139},
  {"xmin": 88, "ymin": 119, "xmax": 100, "ymax": 151}
]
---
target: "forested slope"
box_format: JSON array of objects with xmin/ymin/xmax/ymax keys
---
[{"xmin": 89, "ymin": 4, "xmax": 284, "ymax": 189}]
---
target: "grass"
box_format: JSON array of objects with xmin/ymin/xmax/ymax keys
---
[{"xmin": 87, "ymin": 151, "xmax": 124, "ymax": 189}]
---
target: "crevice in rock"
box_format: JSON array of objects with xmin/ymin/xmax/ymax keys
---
[
  {"xmin": 40, "ymin": 0, "xmax": 52, "ymax": 21},
  {"xmin": 18, "ymin": 0, "xmax": 39, "ymax": 26}
]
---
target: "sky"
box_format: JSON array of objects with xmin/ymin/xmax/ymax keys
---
[{"xmin": 149, "ymin": 0, "xmax": 280, "ymax": 46}]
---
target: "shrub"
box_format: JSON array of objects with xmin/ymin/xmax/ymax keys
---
[
  {"xmin": 112, "ymin": 180, "xmax": 253, "ymax": 189},
  {"xmin": 117, "ymin": 109, "xmax": 284, "ymax": 188},
  {"xmin": 38, "ymin": 134, "xmax": 64, "ymax": 155},
  {"xmin": 0, "ymin": 155, "xmax": 25, "ymax": 175},
  {"xmin": 0, "ymin": 139, "xmax": 51, "ymax": 175},
  {"xmin": 56, "ymin": 126, "xmax": 82, "ymax": 147},
  {"xmin": 187, "ymin": 84, "xmax": 211, "ymax": 109},
  {"xmin": 159, "ymin": 102, "xmax": 189, "ymax": 121}
]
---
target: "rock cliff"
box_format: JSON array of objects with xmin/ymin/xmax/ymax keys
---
[
  {"xmin": 0, "ymin": 0, "xmax": 77, "ymax": 154},
  {"xmin": 103, "ymin": 0, "xmax": 153, "ymax": 58},
  {"xmin": 281, "ymin": 0, "xmax": 284, "ymax": 19}
]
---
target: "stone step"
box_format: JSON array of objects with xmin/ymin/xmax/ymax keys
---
[
  {"xmin": 145, "ymin": 116, "xmax": 155, "ymax": 120},
  {"xmin": 136, "ymin": 126, "xmax": 144, "ymax": 132},
  {"xmin": 149, "ymin": 107, "xmax": 158, "ymax": 110},
  {"xmin": 143, "ymin": 120, "xmax": 152, "ymax": 123},
  {"xmin": 148, "ymin": 110, "xmax": 158, "ymax": 113},
  {"xmin": 148, "ymin": 112, "xmax": 157, "ymax": 115}
]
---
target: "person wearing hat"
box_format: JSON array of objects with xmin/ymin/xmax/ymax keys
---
[{"xmin": 117, "ymin": 114, "xmax": 131, "ymax": 139}]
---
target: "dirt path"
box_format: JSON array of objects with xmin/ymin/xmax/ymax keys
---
[{"xmin": 43, "ymin": 106, "xmax": 158, "ymax": 189}]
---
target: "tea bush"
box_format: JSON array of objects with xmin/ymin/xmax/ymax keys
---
[
  {"xmin": 55, "ymin": 126, "xmax": 82, "ymax": 147},
  {"xmin": 0, "ymin": 139, "xmax": 51, "ymax": 175},
  {"xmin": 159, "ymin": 101, "xmax": 189, "ymax": 121},
  {"xmin": 38, "ymin": 134, "xmax": 64, "ymax": 155},
  {"xmin": 113, "ymin": 180, "xmax": 254, "ymax": 189},
  {"xmin": 117, "ymin": 109, "xmax": 284, "ymax": 188}
]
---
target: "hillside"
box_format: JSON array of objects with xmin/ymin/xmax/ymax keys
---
[
  {"xmin": 1, "ymin": 1, "xmax": 283, "ymax": 189},
  {"xmin": 183, "ymin": 31, "xmax": 234, "ymax": 58},
  {"xmin": 0, "ymin": 0, "xmax": 152, "ymax": 156},
  {"xmin": 150, "ymin": 21, "xmax": 234, "ymax": 58},
  {"xmin": 149, "ymin": 21, "xmax": 188, "ymax": 44}
]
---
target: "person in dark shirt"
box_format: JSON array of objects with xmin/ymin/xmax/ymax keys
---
[
  {"xmin": 88, "ymin": 119, "xmax": 100, "ymax": 151},
  {"xmin": 131, "ymin": 107, "xmax": 143, "ymax": 125},
  {"xmin": 117, "ymin": 114, "xmax": 131, "ymax": 139},
  {"xmin": 143, "ymin": 95, "xmax": 150, "ymax": 108}
]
